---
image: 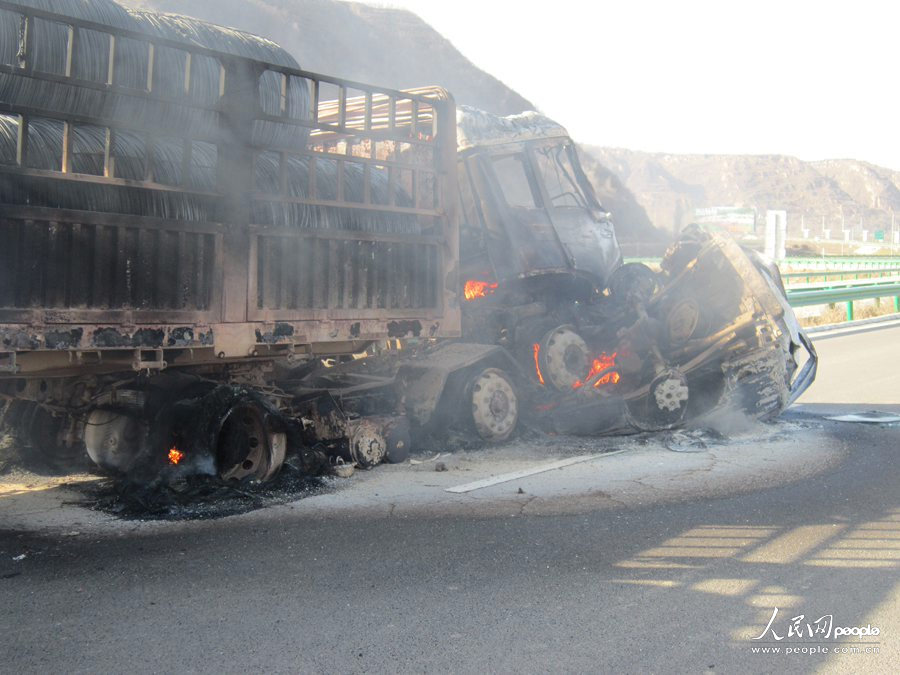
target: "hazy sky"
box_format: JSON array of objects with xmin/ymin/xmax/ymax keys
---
[{"xmin": 373, "ymin": 0, "xmax": 898, "ymax": 169}]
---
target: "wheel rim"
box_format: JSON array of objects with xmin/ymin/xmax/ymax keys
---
[
  {"xmin": 540, "ymin": 326, "xmax": 589, "ymax": 391},
  {"xmin": 666, "ymin": 299, "xmax": 701, "ymax": 346},
  {"xmin": 470, "ymin": 368, "xmax": 518, "ymax": 442},
  {"xmin": 654, "ymin": 373, "xmax": 690, "ymax": 413},
  {"xmin": 627, "ymin": 369, "xmax": 690, "ymax": 431},
  {"xmin": 348, "ymin": 419, "xmax": 387, "ymax": 469},
  {"xmin": 216, "ymin": 402, "xmax": 286, "ymax": 482}
]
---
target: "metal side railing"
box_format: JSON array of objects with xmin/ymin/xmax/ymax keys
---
[{"xmin": 786, "ymin": 282, "xmax": 900, "ymax": 321}]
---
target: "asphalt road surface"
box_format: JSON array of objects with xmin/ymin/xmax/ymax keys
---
[
  {"xmin": 1, "ymin": 322, "xmax": 898, "ymax": 674},
  {"xmin": 800, "ymin": 318, "xmax": 900, "ymax": 405}
]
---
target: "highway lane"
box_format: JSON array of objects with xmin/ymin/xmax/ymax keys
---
[
  {"xmin": 1, "ymin": 323, "xmax": 898, "ymax": 674},
  {"xmin": 800, "ymin": 319, "xmax": 900, "ymax": 406}
]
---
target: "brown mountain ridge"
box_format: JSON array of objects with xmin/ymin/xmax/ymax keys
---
[{"xmin": 588, "ymin": 147, "xmax": 900, "ymax": 238}]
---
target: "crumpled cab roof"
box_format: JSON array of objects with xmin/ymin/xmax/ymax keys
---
[{"xmin": 456, "ymin": 105, "xmax": 571, "ymax": 153}]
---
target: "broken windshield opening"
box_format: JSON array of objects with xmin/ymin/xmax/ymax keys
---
[
  {"xmin": 533, "ymin": 142, "xmax": 588, "ymax": 209},
  {"xmin": 490, "ymin": 153, "xmax": 540, "ymax": 209}
]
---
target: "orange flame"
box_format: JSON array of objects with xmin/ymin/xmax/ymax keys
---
[
  {"xmin": 532, "ymin": 343, "xmax": 546, "ymax": 385},
  {"xmin": 464, "ymin": 280, "xmax": 498, "ymax": 301},
  {"xmin": 168, "ymin": 447, "xmax": 184, "ymax": 465},
  {"xmin": 573, "ymin": 352, "xmax": 620, "ymax": 390}
]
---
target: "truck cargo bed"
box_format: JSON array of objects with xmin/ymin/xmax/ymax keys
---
[{"xmin": 0, "ymin": 1, "xmax": 459, "ymax": 376}]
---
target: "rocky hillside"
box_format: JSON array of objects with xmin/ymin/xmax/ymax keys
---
[
  {"xmin": 120, "ymin": 0, "xmax": 657, "ymax": 242},
  {"xmin": 124, "ymin": 0, "xmax": 533, "ymax": 115},
  {"xmin": 589, "ymin": 147, "xmax": 900, "ymax": 238},
  {"xmin": 811, "ymin": 160, "xmax": 900, "ymax": 213}
]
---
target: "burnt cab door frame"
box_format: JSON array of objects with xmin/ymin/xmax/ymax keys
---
[
  {"xmin": 462, "ymin": 139, "xmax": 619, "ymax": 289},
  {"xmin": 527, "ymin": 140, "xmax": 621, "ymax": 289},
  {"xmin": 464, "ymin": 146, "xmax": 570, "ymax": 283}
]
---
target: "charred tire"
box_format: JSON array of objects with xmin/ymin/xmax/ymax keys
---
[
  {"xmin": 664, "ymin": 298, "xmax": 702, "ymax": 347},
  {"xmin": 6, "ymin": 403, "xmax": 85, "ymax": 472},
  {"xmin": 608, "ymin": 263, "xmax": 659, "ymax": 305},
  {"xmin": 469, "ymin": 368, "xmax": 519, "ymax": 442},
  {"xmin": 347, "ymin": 419, "xmax": 387, "ymax": 469},
  {"xmin": 538, "ymin": 325, "xmax": 590, "ymax": 391},
  {"xmin": 216, "ymin": 401, "xmax": 286, "ymax": 482},
  {"xmin": 384, "ymin": 417, "xmax": 411, "ymax": 464}
]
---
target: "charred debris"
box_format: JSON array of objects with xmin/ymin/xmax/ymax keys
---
[{"xmin": 0, "ymin": 2, "xmax": 817, "ymax": 508}]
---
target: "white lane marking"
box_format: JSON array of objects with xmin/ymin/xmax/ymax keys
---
[
  {"xmin": 825, "ymin": 412, "xmax": 900, "ymax": 423},
  {"xmin": 444, "ymin": 450, "xmax": 627, "ymax": 494}
]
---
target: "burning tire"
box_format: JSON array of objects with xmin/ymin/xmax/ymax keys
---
[
  {"xmin": 536, "ymin": 325, "xmax": 590, "ymax": 391},
  {"xmin": 92, "ymin": 386, "xmax": 291, "ymax": 482},
  {"xmin": 215, "ymin": 401, "xmax": 286, "ymax": 482},
  {"xmin": 469, "ymin": 368, "xmax": 519, "ymax": 442}
]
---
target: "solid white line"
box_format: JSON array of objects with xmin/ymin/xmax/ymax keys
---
[{"xmin": 444, "ymin": 450, "xmax": 626, "ymax": 494}]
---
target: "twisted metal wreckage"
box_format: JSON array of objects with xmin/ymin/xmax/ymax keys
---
[{"xmin": 0, "ymin": 0, "xmax": 817, "ymax": 487}]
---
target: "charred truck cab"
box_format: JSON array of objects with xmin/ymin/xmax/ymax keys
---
[
  {"xmin": 452, "ymin": 109, "xmax": 817, "ymax": 438},
  {"xmin": 456, "ymin": 107, "xmax": 620, "ymax": 303}
]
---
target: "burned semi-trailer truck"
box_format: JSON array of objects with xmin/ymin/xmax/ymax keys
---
[{"xmin": 0, "ymin": 1, "xmax": 817, "ymax": 483}]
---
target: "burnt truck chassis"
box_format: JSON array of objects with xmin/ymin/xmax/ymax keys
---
[
  {"xmin": 3, "ymin": 224, "xmax": 817, "ymax": 483},
  {"xmin": 0, "ymin": 225, "xmax": 818, "ymax": 483}
]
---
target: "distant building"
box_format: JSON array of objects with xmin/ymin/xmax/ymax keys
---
[{"xmin": 693, "ymin": 207, "xmax": 757, "ymax": 235}]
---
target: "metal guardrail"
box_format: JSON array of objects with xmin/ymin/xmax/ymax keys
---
[
  {"xmin": 786, "ymin": 283, "xmax": 900, "ymax": 321},
  {"xmin": 781, "ymin": 257, "xmax": 900, "ymax": 271},
  {"xmin": 626, "ymin": 257, "xmax": 900, "ymax": 271},
  {"xmin": 778, "ymin": 263, "xmax": 900, "ymax": 322},
  {"xmin": 786, "ymin": 276, "xmax": 900, "ymax": 292},
  {"xmin": 782, "ymin": 268, "xmax": 900, "ymax": 284}
]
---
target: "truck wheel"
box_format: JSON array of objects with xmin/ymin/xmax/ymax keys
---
[
  {"xmin": 20, "ymin": 405, "xmax": 86, "ymax": 472},
  {"xmin": 469, "ymin": 368, "xmax": 518, "ymax": 442},
  {"xmin": 608, "ymin": 263, "xmax": 658, "ymax": 304},
  {"xmin": 216, "ymin": 401, "xmax": 286, "ymax": 482},
  {"xmin": 627, "ymin": 369, "xmax": 690, "ymax": 431},
  {"xmin": 537, "ymin": 325, "xmax": 590, "ymax": 391},
  {"xmin": 347, "ymin": 419, "xmax": 387, "ymax": 469}
]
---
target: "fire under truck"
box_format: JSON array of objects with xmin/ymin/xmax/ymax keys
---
[{"xmin": 0, "ymin": 1, "xmax": 817, "ymax": 482}]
